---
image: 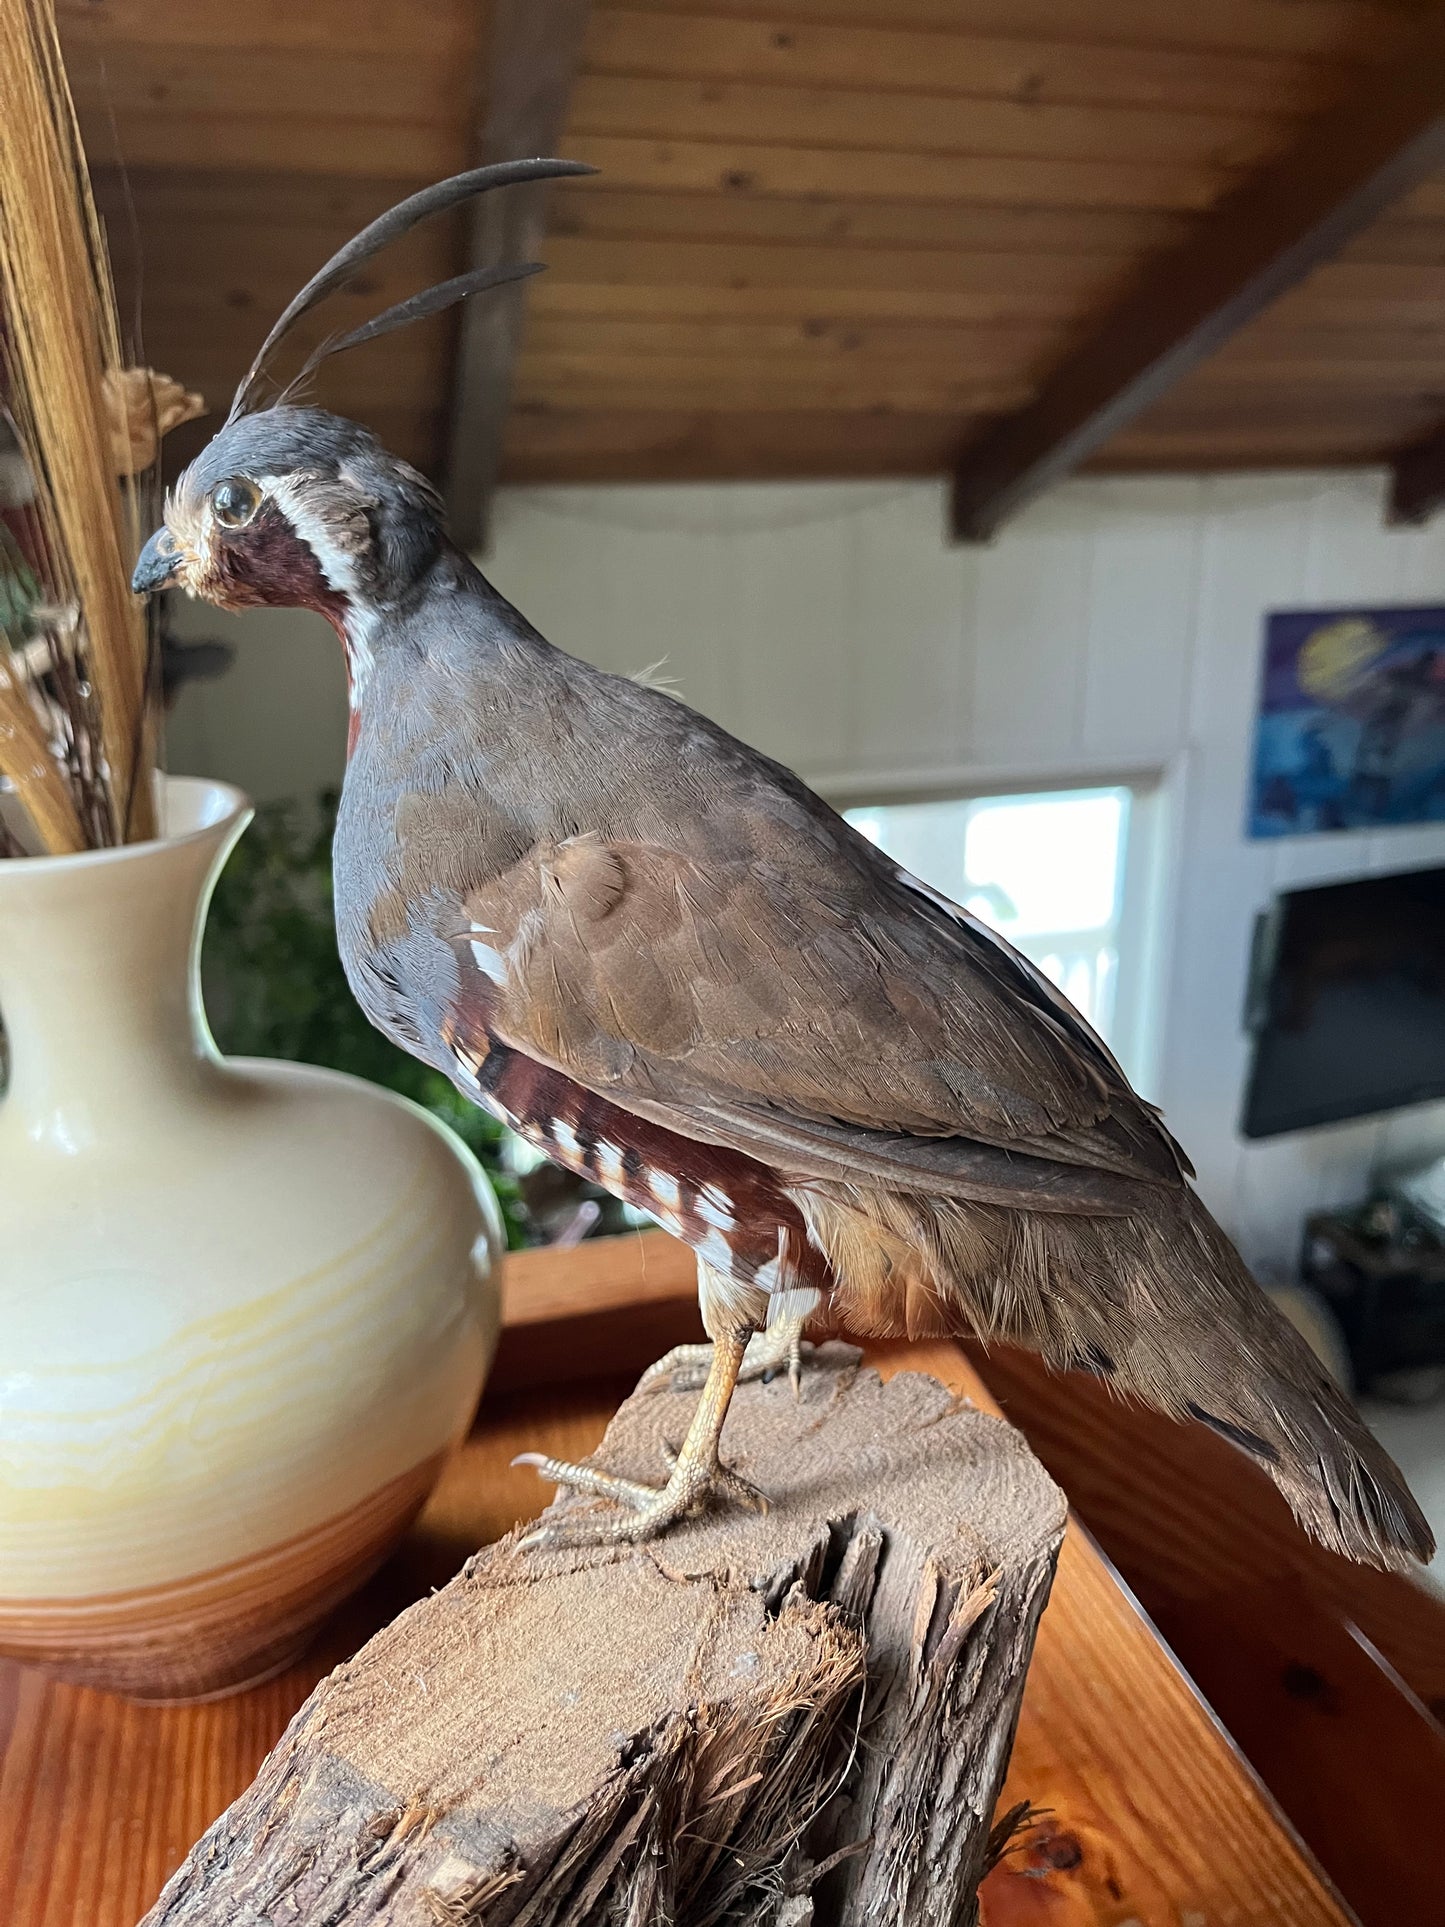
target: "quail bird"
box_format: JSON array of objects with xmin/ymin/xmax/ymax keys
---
[{"xmin": 134, "ymin": 163, "xmax": 1432, "ymax": 1570}]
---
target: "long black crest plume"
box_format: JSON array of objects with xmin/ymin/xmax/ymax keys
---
[
  {"xmin": 228, "ymin": 156, "xmax": 594, "ymax": 424},
  {"xmin": 282, "ymin": 262, "xmax": 544, "ymax": 400}
]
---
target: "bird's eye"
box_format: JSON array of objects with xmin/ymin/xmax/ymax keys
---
[{"xmin": 211, "ymin": 477, "xmax": 261, "ymax": 529}]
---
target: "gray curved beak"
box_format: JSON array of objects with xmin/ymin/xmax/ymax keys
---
[{"xmin": 131, "ymin": 527, "xmax": 182, "ymax": 596}]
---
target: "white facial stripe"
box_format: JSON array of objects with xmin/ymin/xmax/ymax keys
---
[
  {"xmin": 259, "ymin": 473, "xmax": 362, "ymax": 596},
  {"xmin": 344, "ymin": 607, "xmax": 379, "ymax": 707}
]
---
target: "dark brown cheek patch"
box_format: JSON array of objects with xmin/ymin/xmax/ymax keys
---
[{"xmin": 200, "ymin": 505, "xmax": 350, "ymax": 628}]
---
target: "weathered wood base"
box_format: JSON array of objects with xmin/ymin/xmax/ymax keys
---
[{"xmin": 140, "ymin": 1346, "xmax": 1065, "ymax": 1927}]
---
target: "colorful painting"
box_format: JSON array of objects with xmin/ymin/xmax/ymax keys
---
[{"xmin": 1249, "ymin": 606, "xmax": 1445, "ymax": 837}]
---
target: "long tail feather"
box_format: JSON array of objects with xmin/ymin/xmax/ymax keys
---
[{"xmin": 796, "ymin": 1180, "xmax": 1434, "ymax": 1572}]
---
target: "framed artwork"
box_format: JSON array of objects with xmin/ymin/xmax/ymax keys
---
[{"xmin": 1249, "ymin": 605, "xmax": 1445, "ymax": 837}]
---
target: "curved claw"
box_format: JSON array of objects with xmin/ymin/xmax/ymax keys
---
[{"xmin": 513, "ymin": 1447, "xmax": 768, "ymax": 1551}]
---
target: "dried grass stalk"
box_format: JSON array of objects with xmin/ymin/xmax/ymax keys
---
[
  {"xmin": 0, "ymin": 0, "xmax": 156, "ymax": 847},
  {"xmin": 0, "ymin": 651, "xmax": 84, "ymax": 853}
]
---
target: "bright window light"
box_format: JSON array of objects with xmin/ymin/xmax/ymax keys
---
[{"xmin": 844, "ymin": 787, "xmax": 1132, "ymax": 1041}]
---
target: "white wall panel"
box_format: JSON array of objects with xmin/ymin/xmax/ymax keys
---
[
  {"xmin": 968, "ymin": 504, "xmax": 1092, "ymax": 766},
  {"xmin": 1077, "ymin": 476, "xmax": 1203, "ymax": 765}
]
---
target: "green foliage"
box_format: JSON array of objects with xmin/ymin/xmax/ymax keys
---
[
  {"xmin": 1, "ymin": 521, "xmax": 42, "ymax": 644},
  {"xmin": 200, "ymin": 790, "xmax": 532, "ymax": 1246}
]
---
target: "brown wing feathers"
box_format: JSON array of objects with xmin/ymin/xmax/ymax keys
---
[
  {"xmin": 152, "ymin": 163, "xmax": 1429, "ymax": 1570},
  {"xmin": 446, "ymin": 785, "xmax": 1431, "ymax": 1571}
]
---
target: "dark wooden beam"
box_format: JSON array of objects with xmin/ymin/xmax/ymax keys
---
[
  {"xmin": 1388, "ymin": 423, "xmax": 1445, "ymax": 525},
  {"xmin": 951, "ymin": 10, "xmax": 1445, "ymax": 543},
  {"xmin": 445, "ymin": 0, "xmax": 592, "ymax": 552}
]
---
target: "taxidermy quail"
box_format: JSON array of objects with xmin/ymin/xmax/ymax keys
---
[{"xmin": 134, "ymin": 162, "xmax": 1432, "ymax": 1570}]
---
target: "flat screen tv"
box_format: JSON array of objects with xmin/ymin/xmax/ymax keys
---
[{"xmin": 1242, "ymin": 862, "xmax": 1445, "ymax": 1137}]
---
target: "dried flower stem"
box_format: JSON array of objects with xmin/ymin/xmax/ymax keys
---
[
  {"xmin": 0, "ymin": 0, "xmax": 156, "ymax": 847},
  {"xmin": 0, "ymin": 652, "xmax": 84, "ymax": 853}
]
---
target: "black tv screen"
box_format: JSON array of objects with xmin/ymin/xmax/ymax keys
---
[{"xmin": 1242, "ymin": 863, "xmax": 1445, "ymax": 1138}]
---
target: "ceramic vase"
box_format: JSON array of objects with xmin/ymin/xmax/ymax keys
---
[{"xmin": 0, "ymin": 776, "xmax": 501, "ymax": 1699}]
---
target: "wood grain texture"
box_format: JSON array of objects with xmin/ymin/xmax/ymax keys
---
[
  {"xmin": 0, "ymin": 1243, "xmax": 1352, "ymax": 1927},
  {"xmin": 594, "ymin": 0, "xmax": 1404, "ymax": 66},
  {"xmin": 498, "ymin": 1233, "xmax": 1445, "ymax": 1926},
  {"xmin": 951, "ymin": 7, "xmax": 1445, "ymax": 537},
  {"xmin": 566, "ymin": 73, "xmax": 1285, "ymax": 170},
  {"xmin": 966, "ymin": 1338, "xmax": 1445, "ymax": 1927},
  {"xmin": 545, "ymin": 186, "xmax": 1193, "ymax": 257},
  {"xmin": 445, "ymin": 0, "xmax": 593, "ymax": 548},
  {"xmin": 0, "ymin": 1380, "xmax": 630, "ymax": 1927},
  {"xmin": 53, "ymin": 0, "xmax": 1445, "ymax": 486},
  {"xmin": 581, "ymin": 9, "xmax": 1348, "ymax": 116},
  {"xmin": 133, "ymin": 1352, "xmax": 1067, "ymax": 1927}
]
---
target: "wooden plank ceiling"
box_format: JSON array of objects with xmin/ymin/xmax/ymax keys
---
[
  {"xmin": 61, "ymin": 0, "xmax": 482, "ymax": 477},
  {"xmin": 54, "ymin": 0, "xmax": 1445, "ymax": 518}
]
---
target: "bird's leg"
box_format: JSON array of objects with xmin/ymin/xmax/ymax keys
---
[
  {"xmin": 516, "ymin": 1327, "xmax": 764, "ymax": 1550},
  {"xmin": 639, "ymin": 1310, "xmax": 812, "ymax": 1397}
]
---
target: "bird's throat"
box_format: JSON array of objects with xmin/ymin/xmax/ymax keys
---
[{"xmin": 337, "ymin": 606, "xmax": 378, "ymax": 758}]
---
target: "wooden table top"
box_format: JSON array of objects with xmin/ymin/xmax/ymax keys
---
[{"xmin": 0, "ymin": 1240, "xmax": 1352, "ymax": 1927}]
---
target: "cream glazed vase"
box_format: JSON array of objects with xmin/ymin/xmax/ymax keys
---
[{"xmin": 0, "ymin": 776, "xmax": 501, "ymax": 1699}]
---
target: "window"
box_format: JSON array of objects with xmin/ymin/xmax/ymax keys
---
[{"xmin": 845, "ymin": 786, "xmax": 1133, "ymax": 1044}]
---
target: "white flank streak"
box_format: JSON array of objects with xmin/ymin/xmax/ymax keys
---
[
  {"xmin": 698, "ymin": 1259, "xmax": 759, "ymax": 1331},
  {"xmin": 594, "ymin": 1143, "xmax": 625, "ymax": 1186},
  {"xmin": 697, "ymin": 1185, "xmax": 735, "ymax": 1231},
  {"xmin": 695, "ymin": 1231, "xmax": 734, "ymax": 1275},
  {"xmin": 753, "ymin": 1257, "xmax": 782, "ymax": 1295},
  {"xmin": 650, "ymin": 1172, "xmax": 681, "ymax": 1214},
  {"xmin": 551, "ymin": 1120, "xmax": 582, "ymax": 1162},
  {"xmin": 767, "ymin": 1286, "xmax": 821, "ymax": 1328},
  {"xmin": 469, "ymin": 939, "xmax": 508, "ymax": 985}
]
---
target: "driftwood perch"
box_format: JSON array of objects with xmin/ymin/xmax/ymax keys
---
[{"xmin": 140, "ymin": 1347, "xmax": 1065, "ymax": 1927}]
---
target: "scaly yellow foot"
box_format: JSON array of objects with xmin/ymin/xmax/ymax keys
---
[{"xmin": 514, "ymin": 1328, "xmax": 763, "ymax": 1550}]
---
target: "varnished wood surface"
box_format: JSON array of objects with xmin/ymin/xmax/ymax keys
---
[
  {"xmin": 502, "ymin": 1231, "xmax": 1445, "ymax": 1924},
  {"xmin": 0, "ymin": 1376, "xmax": 637, "ymax": 1927},
  {"xmin": 0, "ymin": 1302, "xmax": 1351, "ymax": 1927},
  {"xmin": 966, "ymin": 1339, "xmax": 1445, "ymax": 1926}
]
